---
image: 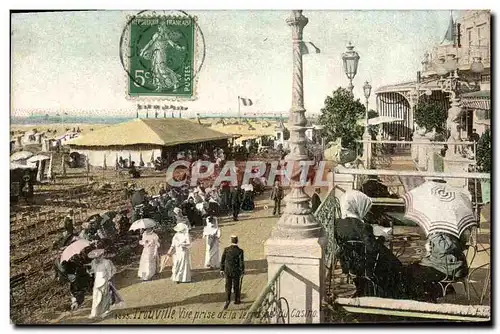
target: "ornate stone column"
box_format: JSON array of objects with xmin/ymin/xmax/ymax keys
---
[{"xmin": 265, "ymin": 10, "xmax": 326, "ymax": 324}]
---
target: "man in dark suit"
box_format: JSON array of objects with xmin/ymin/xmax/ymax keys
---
[
  {"xmin": 230, "ymin": 186, "xmax": 243, "ymax": 221},
  {"xmin": 220, "ymin": 236, "xmax": 245, "ymax": 309},
  {"xmin": 269, "ymin": 181, "xmax": 284, "ymax": 216}
]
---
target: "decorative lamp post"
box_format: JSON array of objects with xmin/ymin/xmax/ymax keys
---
[
  {"xmin": 265, "ymin": 10, "xmax": 325, "ymax": 324},
  {"xmin": 342, "ymin": 42, "xmax": 360, "ymax": 95},
  {"xmin": 362, "ymin": 81, "xmax": 372, "ymax": 168},
  {"xmin": 362, "ymin": 81, "xmax": 372, "ymax": 138}
]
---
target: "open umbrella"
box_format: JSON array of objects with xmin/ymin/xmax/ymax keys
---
[
  {"xmin": 402, "ymin": 180, "xmax": 477, "ymax": 238},
  {"xmin": 60, "ymin": 239, "xmax": 92, "ymax": 263},
  {"xmin": 27, "ymin": 154, "xmax": 50, "ymax": 163},
  {"xmin": 129, "ymin": 218, "xmax": 157, "ymax": 231},
  {"xmin": 10, "ymin": 151, "xmax": 34, "ymax": 162}
]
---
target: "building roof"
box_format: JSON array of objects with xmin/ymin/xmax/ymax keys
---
[
  {"xmin": 376, "ymin": 78, "xmax": 443, "ymax": 94},
  {"xmin": 67, "ymin": 118, "xmax": 235, "ymax": 147}
]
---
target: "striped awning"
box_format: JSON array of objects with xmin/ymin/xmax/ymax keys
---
[{"xmin": 461, "ymin": 90, "xmax": 490, "ymax": 111}]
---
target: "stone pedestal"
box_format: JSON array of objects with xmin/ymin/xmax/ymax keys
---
[
  {"xmin": 426, "ymin": 148, "xmax": 436, "ymax": 172},
  {"xmin": 444, "ymin": 154, "xmax": 470, "ymax": 189},
  {"xmin": 265, "ymin": 237, "xmax": 326, "ymax": 324},
  {"xmin": 417, "ymin": 137, "xmax": 430, "ymax": 170},
  {"xmin": 411, "ymin": 134, "xmax": 422, "ymax": 161}
]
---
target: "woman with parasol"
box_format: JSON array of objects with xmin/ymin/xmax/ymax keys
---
[
  {"xmin": 138, "ymin": 227, "xmax": 161, "ymax": 281},
  {"xmin": 88, "ymin": 249, "xmax": 123, "ymax": 319},
  {"xmin": 402, "ymin": 180, "xmax": 477, "ymax": 302},
  {"xmin": 203, "ymin": 216, "xmax": 221, "ymax": 269},
  {"xmin": 167, "ymin": 223, "xmax": 192, "ymax": 283}
]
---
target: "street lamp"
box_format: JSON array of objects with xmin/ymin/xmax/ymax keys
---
[
  {"xmin": 342, "ymin": 42, "xmax": 360, "ymax": 95},
  {"xmin": 362, "ymin": 81, "xmax": 372, "ymax": 138}
]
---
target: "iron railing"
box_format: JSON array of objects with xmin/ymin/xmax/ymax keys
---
[
  {"xmin": 313, "ymin": 187, "xmax": 341, "ymax": 267},
  {"xmin": 241, "ymin": 264, "xmax": 290, "ymax": 324}
]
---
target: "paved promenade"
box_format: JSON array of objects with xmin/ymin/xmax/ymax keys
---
[{"xmin": 54, "ymin": 193, "xmax": 279, "ymax": 324}]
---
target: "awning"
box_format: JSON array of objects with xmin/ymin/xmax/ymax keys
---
[{"xmin": 461, "ymin": 90, "xmax": 490, "ymax": 111}]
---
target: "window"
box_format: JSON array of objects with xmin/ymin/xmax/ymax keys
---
[
  {"xmin": 477, "ymin": 24, "xmax": 487, "ymax": 47},
  {"xmin": 467, "ymin": 28, "xmax": 473, "ymax": 46}
]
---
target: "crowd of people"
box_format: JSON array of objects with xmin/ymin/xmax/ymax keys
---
[{"xmin": 52, "ymin": 164, "xmax": 273, "ymax": 319}]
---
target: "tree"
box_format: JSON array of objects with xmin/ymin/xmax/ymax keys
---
[
  {"xmin": 367, "ymin": 109, "xmax": 379, "ymax": 139},
  {"xmin": 414, "ymin": 97, "xmax": 447, "ymax": 136},
  {"xmin": 318, "ymin": 87, "xmax": 365, "ymax": 150},
  {"xmin": 476, "ymin": 129, "xmax": 491, "ymax": 173}
]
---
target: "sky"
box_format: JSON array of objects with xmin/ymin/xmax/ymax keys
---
[{"xmin": 11, "ymin": 10, "xmax": 462, "ymax": 118}]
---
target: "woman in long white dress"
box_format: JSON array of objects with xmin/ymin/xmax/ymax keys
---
[
  {"xmin": 167, "ymin": 223, "xmax": 192, "ymax": 283},
  {"xmin": 203, "ymin": 217, "xmax": 221, "ymax": 269},
  {"xmin": 138, "ymin": 228, "xmax": 160, "ymax": 281},
  {"xmin": 88, "ymin": 249, "xmax": 123, "ymax": 319}
]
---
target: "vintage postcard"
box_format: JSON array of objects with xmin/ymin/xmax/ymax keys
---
[{"xmin": 9, "ymin": 9, "xmax": 491, "ymax": 325}]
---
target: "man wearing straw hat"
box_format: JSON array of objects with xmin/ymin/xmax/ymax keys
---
[{"xmin": 220, "ymin": 235, "xmax": 245, "ymax": 310}]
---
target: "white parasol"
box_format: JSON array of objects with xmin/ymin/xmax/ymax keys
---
[
  {"xmin": 402, "ymin": 180, "xmax": 477, "ymax": 238},
  {"xmin": 129, "ymin": 218, "xmax": 157, "ymax": 231},
  {"xmin": 357, "ymin": 116, "xmax": 404, "ymax": 127}
]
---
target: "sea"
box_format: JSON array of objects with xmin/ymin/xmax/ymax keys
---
[{"xmin": 10, "ymin": 114, "xmax": 290, "ymax": 125}]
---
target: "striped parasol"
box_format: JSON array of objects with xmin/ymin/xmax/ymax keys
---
[{"xmin": 402, "ymin": 180, "xmax": 477, "ymax": 238}]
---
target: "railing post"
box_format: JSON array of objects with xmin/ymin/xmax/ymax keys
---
[{"xmin": 363, "ymin": 136, "xmax": 371, "ymax": 168}]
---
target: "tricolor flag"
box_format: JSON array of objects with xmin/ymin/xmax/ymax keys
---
[
  {"xmin": 239, "ymin": 96, "xmax": 253, "ymax": 106},
  {"xmin": 300, "ymin": 41, "xmax": 321, "ymax": 55}
]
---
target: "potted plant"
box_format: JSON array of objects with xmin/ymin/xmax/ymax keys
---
[{"xmin": 476, "ymin": 129, "xmax": 491, "ymax": 203}]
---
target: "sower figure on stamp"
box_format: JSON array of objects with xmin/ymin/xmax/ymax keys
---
[
  {"xmin": 270, "ymin": 180, "xmax": 284, "ymax": 216},
  {"xmin": 220, "ymin": 235, "xmax": 245, "ymax": 310}
]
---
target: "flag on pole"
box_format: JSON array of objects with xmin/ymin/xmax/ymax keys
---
[
  {"xmin": 441, "ymin": 11, "xmax": 455, "ymax": 45},
  {"xmin": 239, "ymin": 97, "xmax": 253, "ymax": 106},
  {"xmin": 300, "ymin": 41, "xmax": 321, "ymax": 55}
]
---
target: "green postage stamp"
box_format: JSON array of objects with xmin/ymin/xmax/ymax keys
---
[{"xmin": 128, "ymin": 16, "xmax": 196, "ymax": 98}]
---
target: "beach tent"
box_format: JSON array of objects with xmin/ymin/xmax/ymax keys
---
[{"xmin": 66, "ymin": 118, "xmax": 235, "ymax": 168}]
